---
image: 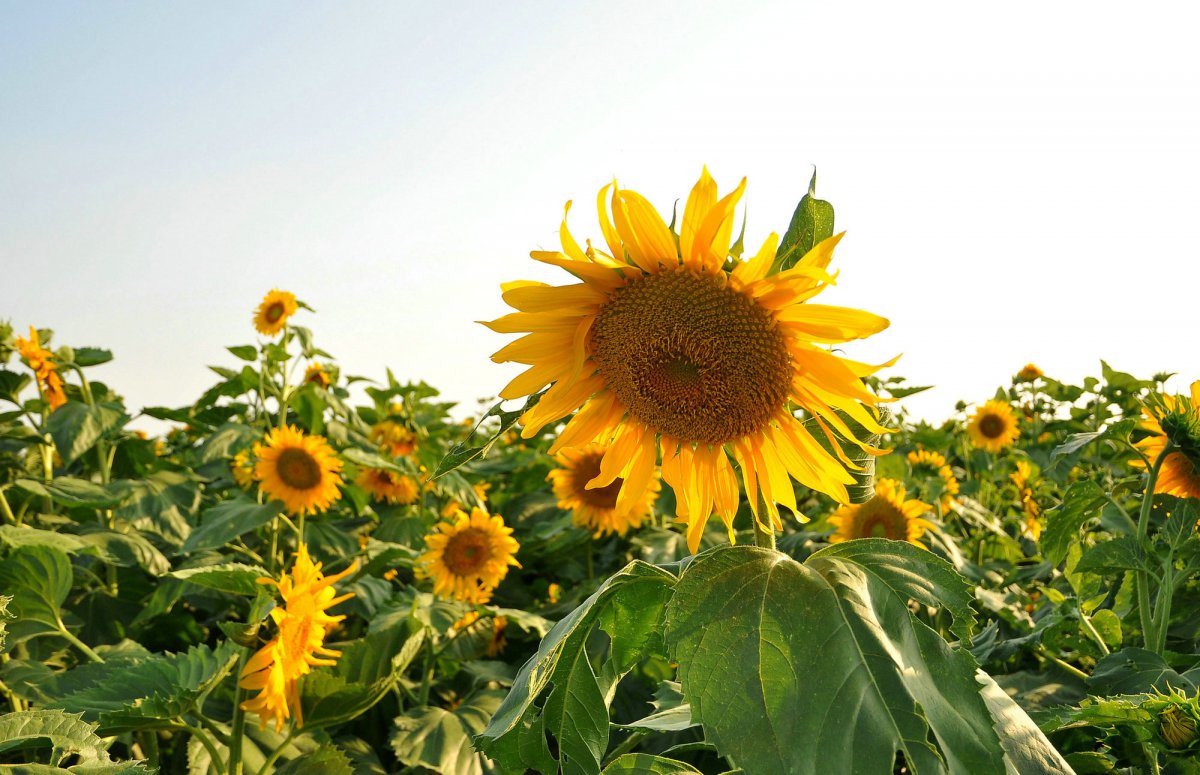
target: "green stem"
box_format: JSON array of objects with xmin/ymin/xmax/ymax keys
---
[
  {"xmin": 1151, "ymin": 551, "xmax": 1175, "ymax": 655},
  {"xmin": 139, "ymin": 730, "xmax": 160, "ymax": 771},
  {"xmin": 0, "ymin": 488, "xmax": 16, "ymax": 526},
  {"xmin": 417, "ymin": 638, "xmax": 436, "ymax": 706},
  {"xmin": 1078, "ymin": 611, "xmax": 1111, "ymax": 657},
  {"xmin": 1137, "ymin": 445, "xmax": 1172, "ymax": 653},
  {"xmin": 1039, "ymin": 647, "xmax": 1089, "ymax": 682},
  {"xmin": 227, "ymin": 648, "xmax": 251, "ymax": 775},
  {"xmin": 752, "ymin": 492, "xmax": 776, "ymax": 550},
  {"xmin": 276, "ymin": 324, "xmax": 291, "ymax": 430},
  {"xmin": 257, "ymin": 728, "xmax": 298, "ymax": 774},
  {"xmin": 601, "ymin": 731, "xmax": 648, "ymax": 768},
  {"xmin": 1141, "ymin": 742, "xmax": 1161, "ymax": 775},
  {"xmin": 56, "ymin": 618, "xmax": 104, "ymax": 663},
  {"xmin": 177, "ymin": 722, "xmax": 227, "ymax": 775}
]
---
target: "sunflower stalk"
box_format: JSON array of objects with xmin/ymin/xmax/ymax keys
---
[
  {"xmin": 226, "ymin": 647, "xmax": 251, "ymax": 775},
  {"xmin": 1137, "ymin": 444, "xmax": 1173, "ymax": 654}
]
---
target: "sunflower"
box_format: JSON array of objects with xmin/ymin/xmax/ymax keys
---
[
  {"xmin": 905, "ymin": 448, "xmax": 959, "ymax": 513},
  {"xmin": 967, "ymin": 400, "xmax": 1020, "ymax": 452},
  {"xmin": 356, "ymin": 467, "xmax": 419, "ymax": 505},
  {"xmin": 254, "ymin": 289, "xmax": 298, "ymax": 336},
  {"xmin": 1133, "ymin": 380, "xmax": 1200, "ymax": 500},
  {"xmin": 417, "ymin": 507, "xmax": 520, "ymax": 604},
  {"xmin": 14, "ymin": 326, "xmax": 67, "ymax": 411},
  {"xmin": 231, "ymin": 449, "xmax": 257, "ymax": 490},
  {"xmin": 240, "ymin": 544, "xmax": 357, "ymax": 731},
  {"xmin": 549, "ymin": 443, "xmax": 659, "ymax": 537},
  {"xmin": 1017, "ymin": 364, "xmax": 1043, "ymax": 382},
  {"xmin": 370, "ymin": 420, "xmax": 417, "ymax": 457},
  {"xmin": 486, "ymin": 170, "xmax": 892, "ymax": 552},
  {"xmin": 254, "ymin": 426, "xmax": 344, "ymax": 515},
  {"xmin": 1011, "ymin": 460, "xmax": 1042, "ymax": 540},
  {"xmin": 827, "ymin": 478, "xmax": 934, "ymax": 548},
  {"xmin": 304, "ymin": 362, "xmax": 332, "ymax": 388}
]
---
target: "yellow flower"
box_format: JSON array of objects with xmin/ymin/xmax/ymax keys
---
[
  {"xmin": 1017, "ymin": 364, "xmax": 1043, "ymax": 381},
  {"xmin": 549, "ymin": 443, "xmax": 659, "ymax": 537},
  {"xmin": 14, "ymin": 326, "xmax": 66, "ymax": 411},
  {"xmin": 254, "ymin": 289, "xmax": 298, "ymax": 336},
  {"xmin": 1133, "ymin": 381, "xmax": 1200, "ymax": 500},
  {"xmin": 441, "ymin": 500, "xmax": 462, "ymax": 518},
  {"xmin": 905, "ymin": 449, "xmax": 959, "ymax": 513},
  {"xmin": 417, "ymin": 507, "xmax": 520, "ymax": 604},
  {"xmin": 827, "ymin": 478, "xmax": 934, "ymax": 548},
  {"xmin": 547, "ymin": 582, "xmax": 561, "ymax": 604},
  {"xmin": 240, "ymin": 544, "xmax": 357, "ymax": 731},
  {"xmin": 231, "ymin": 449, "xmax": 256, "ymax": 490},
  {"xmin": 254, "ymin": 426, "xmax": 344, "ymax": 515},
  {"xmin": 486, "ymin": 170, "xmax": 892, "ymax": 552},
  {"xmin": 473, "ymin": 481, "xmax": 491, "ymax": 503},
  {"xmin": 304, "ymin": 362, "xmax": 332, "ymax": 388},
  {"xmin": 967, "ymin": 400, "xmax": 1020, "ymax": 452},
  {"xmin": 1010, "ymin": 460, "xmax": 1042, "ymax": 540},
  {"xmin": 356, "ymin": 467, "xmax": 419, "ymax": 505},
  {"xmin": 370, "ymin": 420, "xmax": 417, "ymax": 457}
]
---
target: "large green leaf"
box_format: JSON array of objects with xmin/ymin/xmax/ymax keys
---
[
  {"xmin": 46, "ymin": 402, "xmax": 128, "ymax": 466},
  {"xmin": 601, "ymin": 754, "xmax": 703, "ymax": 774},
  {"xmin": 274, "ymin": 744, "xmax": 354, "ymax": 775},
  {"xmin": 391, "ymin": 690, "xmax": 504, "ymax": 775},
  {"xmin": 0, "ymin": 709, "xmax": 113, "ymax": 764},
  {"xmin": 0, "ymin": 546, "xmax": 71, "ymax": 644},
  {"xmin": 169, "ymin": 563, "xmax": 269, "ymax": 596},
  {"xmin": 1088, "ymin": 647, "xmax": 1195, "ymax": 695},
  {"xmin": 13, "ymin": 478, "xmax": 129, "ymax": 510},
  {"xmin": 76, "ymin": 529, "xmax": 170, "ymax": 576},
  {"xmin": 773, "ymin": 169, "xmax": 835, "ymax": 273},
  {"xmin": 299, "ymin": 623, "xmax": 419, "ymax": 730},
  {"xmin": 114, "ymin": 470, "xmax": 202, "ymax": 548},
  {"xmin": 1051, "ymin": 418, "xmax": 1137, "ymax": 461},
  {"xmin": 0, "ymin": 526, "xmax": 87, "ymax": 554},
  {"xmin": 1043, "ymin": 481, "xmax": 1107, "ymax": 565},
  {"xmin": 179, "ymin": 497, "xmax": 283, "ymax": 554},
  {"xmin": 975, "ymin": 671, "xmax": 1076, "ymax": 774},
  {"xmin": 663, "ymin": 545, "xmax": 1008, "ymax": 775}
]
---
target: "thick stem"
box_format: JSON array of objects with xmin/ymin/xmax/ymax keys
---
[
  {"xmin": 1151, "ymin": 551, "xmax": 1175, "ymax": 655},
  {"xmin": 0, "ymin": 488, "xmax": 16, "ymax": 526},
  {"xmin": 178, "ymin": 722, "xmax": 227, "ymax": 775},
  {"xmin": 257, "ymin": 729, "xmax": 298, "ymax": 774},
  {"xmin": 56, "ymin": 618, "xmax": 104, "ymax": 663},
  {"xmin": 1136, "ymin": 445, "xmax": 1172, "ymax": 653},
  {"xmin": 227, "ymin": 649, "xmax": 251, "ymax": 775}
]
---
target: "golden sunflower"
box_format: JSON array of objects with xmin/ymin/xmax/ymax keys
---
[
  {"xmin": 905, "ymin": 448, "xmax": 959, "ymax": 513},
  {"xmin": 1017, "ymin": 364, "xmax": 1044, "ymax": 381},
  {"xmin": 370, "ymin": 420, "xmax": 418, "ymax": 457},
  {"xmin": 254, "ymin": 425, "xmax": 344, "ymax": 515},
  {"xmin": 549, "ymin": 443, "xmax": 659, "ymax": 537},
  {"xmin": 14, "ymin": 326, "xmax": 67, "ymax": 411},
  {"xmin": 417, "ymin": 507, "xmax": 520, "ymax": 604},
  {"xmin": 356, "ymin": 467, "xmax": 419, "ymax": 505},
  {"xmin": 967, "ymin": 400, "xmax": 1020, "ymax": 452},
  {"xmin": 487, "ymin": 170, "xmax": 892, "ymax": 552},
  {"xmin": 304, "ymin": 362, "xmax": 332, "ymax": 388},
  {"xmin": 231, "ymin": 448, "xmax": 257, "ymax": 490},
  {"xmin": 240, "ymin": 544, "xmax": 357, "ymax": 731},
  {"xmin": 1011, "ymin": 460, "xmax": 1042, "ymax": 540},
  {"xmin": 827, "ymin": 478, "xmax": 934, "ymax": 548},
  {"xmin": 1133, "ymin": 380, "xmax": 1200, "ymax": 500},
  {"xmin": 254, "ymin": 289, "xmax": 298, "ymax": 336}
]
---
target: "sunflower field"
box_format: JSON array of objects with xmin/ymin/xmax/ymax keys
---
[{"xmin": 2, "ymin": 172, "xmax": 1198, "ymax": 775}]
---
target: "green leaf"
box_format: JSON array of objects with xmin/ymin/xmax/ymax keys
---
[
  {"xmin": 274, "ymin": 744, "xmax": 354, "ymax": 775},
  {"xmin": 433, "ymin": 391, "xmax": 544, "ymax": 479},
  {"xmin": 46, "ymin": 402, "xmax": 128, "ymax": 466},
  {"xmin": 774, "ymin": 168, "xmax": 835, "ymax": 273},
  {"xmin": 0, "ymin": 525, "xmax": 87, "ymax": 554},
  {"xmin": 1051, "ymin": 418, "xmax": 1137, "ymax": 461},
  {"xmin": 542, "ymin": 641, "xmax": 608, "ymax": 775},
  {"xmin": 69, "ymin": 348, "xmax": 114, "ymax": 368},
  {"xmin": 339, "ymin": 447, "xmax": 405, "ymax": 473},
  {"xmin": 1043, "ymin": 481, "xmax": 1107, "ymax": 565},
  {"xmin": 1074, "ymin": 536, "xmax": 1153, "ymax": 575},
  {"xmin": 169, "ymin": 563, "xmax": 269, "ymax": 596},
  {"xmin": 114, "ymin": 470, "xmax": 202, "ymax": 548},
  {"xmin": 664, "ymin": 545, "xmax": 1006, "ymax": 775},
  {"xmin": 76, "ymin": 529, "xmax": 170, "ymax": 575},
  {"xmin": 13, "ymin": 478, "xmax": 129, "ymax": 510},
  {"xmin": 299, "ymin": 623, "xmax": 417, "ymax": 730},
  {"xmin": 0, "ymin": 595, "xmax": 11, "ymax": 655},
  {"xmin": 975, "ymin": 671, "xmax": 1076, "ymax": 774},
  {"xmin": 391, "ymin": 690, "xmax": 505, "ymax": 775},
  {"xmin": 0, "ymin": 546, "xmax": 71, "ymax": 644},
  {"xmin": 1088, "ymin": 647, "xmax": 1195, "ymax": 695},
  {"xmin": 226, "ymin": 345, "xmax": 258, "ymax": 362},
  {"xmin": 179, "ymin": 497, "xmax": 283, "ymax": 554},
  {"xmin": 601, "ymin": 754, "xmax": 704, "ymax": 774},
  {"xmin": 0, "ymin": 370, "xmax": 33, "ymax": 405},
  {"xmin": 0, "ymin": 709, "xmax": 113, "ymax": 764}
]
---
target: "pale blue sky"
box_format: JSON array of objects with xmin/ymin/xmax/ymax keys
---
[{"xmin": 3, "ymin": 2, "xmax": 1198, "ymax": 428}]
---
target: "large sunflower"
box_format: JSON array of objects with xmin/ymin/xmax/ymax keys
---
[
  {"xmin": 254, "ymin": 426, "xmax": 344, "ymax": 515},
  {"xmin": 356, "ymin": 467, "xmax": 419, "ymax": 505},
  {"xmin": 240, "ymin": 544, "xmax": 356, "ymax": 731},
  {"xmin": 967, "ymin": 400, "xmax": 1020, "ymax": 452},
  {"xmin": 827, "ymin": 478, "xmax": 934, "ymax": 548},
  {"xmin": 254, "ymin": 289, "xmax": 298, "ymax": 336},
  {"xmin": 487, "ymin": 170, "xmax": 892, "ymax": 551},
  {"xmin": 14, "ymin": 326, "xmax": 67, "ymax": 411},
  {"xmin": 417, "ymin": 507, "xmax": 520, "ymax": 604},
  {"xmin": 1133, "ymin": 381, "xmax": 1200, "ymax": 500},
  {"xmin": 549, "ymin": 443, "xmax": 659, "ymax": 537},
  {"xmin": 906, "ymin": 448, "xmax": 959, "ymax": 513}
]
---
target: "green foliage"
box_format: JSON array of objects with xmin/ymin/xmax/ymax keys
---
[
  {"xmin": 0, "ymin": 546, "xmax": 71, "ymax": 644},
  {"xmin": 774, "ymin": 169, "xmax": 835, "ymax": 273},
  {"xmin": 391, "ymin": 690, "xmax": 504, "ymax": 775}
]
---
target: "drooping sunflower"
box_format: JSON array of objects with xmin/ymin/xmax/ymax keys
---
[
  {"xmin": 254, "ymin": 426, "xmax": 344, "ymax": 515},
  {"xmin": 549, "ymin": 443, "xmax": 659, "ymax": 537},
  {"xmin": 254, "ymin": 289, "xmax": 298, "ymax": 336},
  {"xmin": 487, "ymin": 170, "xmax": 893, "ymax": 551},
  {"xmin": 240, "ymin": 543, "xmax": 357, "ymax": 731},
  {"xmin": 1133, "ymin": 380, "xmax": 1200, "ymax": 500},
  {"xmin": 356, "ymin": 467, "xmax": 419, "ymax": 505},
  {"xmin": 905, "ymin": 448, "xmax": 959, "ymax": 513},
  {"xmin": 1017, "ymin": 364, "xmax": 1044, "ymax": 382},
  {"xmin": 967, "ymin": 400, "xmax": 1020, "ymax": 452},
  {"xmin": 370, "ymin": 420, "xmax": 418, "ymax": 457},
  {"xmin": 1011, "ymin": 460, "xmax": 1042, "ymax": 540},
  {"xmin": 827, "ymin": 478, "xmax": 934, "ymax": 548},
  {"xmin": 417, "ymin": 507, "xmax": 520, "ymax": 604},
  {"xmin": 304, "ymin": 362, "xmax": 332, "ymax": 388},
  {"xmin": 14, "ymin": 326, "xmax": 67, "ymax": 411},
  {"xmin": 231, "ymin": 448, "xmax": 257, "ymax": 490}
]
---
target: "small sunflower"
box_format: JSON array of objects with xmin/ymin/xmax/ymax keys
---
[
  {"xmin": 967, "ymin": 400, "xmax": 1020, "ymax": 452},
  {"xmin": 417, "ymin": 507, "xmax": 520, "ymax": 604},
  {"xmin": 549, "ymin": 443, "xmax": 659, "ymax": 537},
  {"xmin": 1017, "ymin": 364, "xmax": 1043, "ymax": 382},
  {"xmin": 14, "ymin": 326, "xmax": 66, "ymax": 411},
  {"xmin": 1011, "ymin": 460, "xmax": 1042, "ymax": 540},
  {"xmin": 254, "ymin": 426, "xmax": 344, "ymax": 515},
  {"xmin": 304, "ymin": 362, "xmax": 332, "ymax": 388},
  {"xmin": 370, "ymin": 420, "xmax": 418, "ymax": 457},
  {"xmin": 240, "ymin": 544, "xmax": 357, "ymax": 731},
  {"xmin": 487, "ymin": 170, "xmax": 893, "ymax": 552},
  {"xmin": 356, "ymin": 467, "xmax": 419, "ymax": 505},
  {"xmin": 1133, "ymin": 380, "xmax": 1200, "ymax": 500},
  {"xmin": 905, "ymin": 448, "xmax": 959, "ymax": 513},
  {"xmin": 254, "ymin": 289, "xmax": 298, "ymax": 336},
  {"xmin": 827, "ymin": 478, "xmax": 934, "ymax": 549},
  {"xmin": 231, "ymin": 449, "xmax": 257, "ymax": 490}
]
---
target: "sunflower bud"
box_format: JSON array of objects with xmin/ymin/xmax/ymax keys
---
[{"xmin": 1159, "ymin": 705, "xmax": 1199, "ymax": 750}]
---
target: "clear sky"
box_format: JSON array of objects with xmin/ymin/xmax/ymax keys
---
[{"xmin": 3, "ymin": 2, "xmax": 1197, "ymax": 428}]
